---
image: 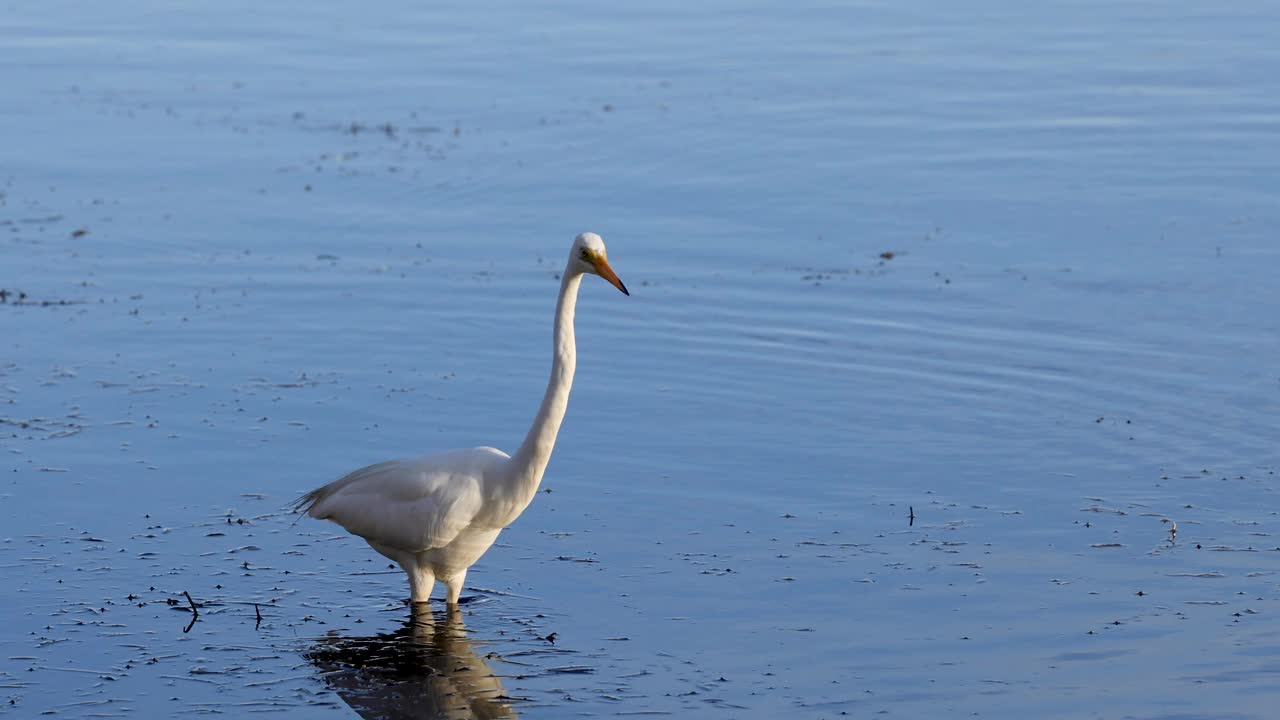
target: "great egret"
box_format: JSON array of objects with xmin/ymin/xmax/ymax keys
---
[{"xmin": 295, "ymin": 232, "xmax": 629, "ymax": 606}]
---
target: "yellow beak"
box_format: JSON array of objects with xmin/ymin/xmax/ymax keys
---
[{"xmin": 594, "ymin": 257, "xmax": 629, "ymax": 295}]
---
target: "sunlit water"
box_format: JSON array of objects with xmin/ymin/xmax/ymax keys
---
[{"xmin": 3, "ymin": 1, "xmax": 1279, "ymax": 717}]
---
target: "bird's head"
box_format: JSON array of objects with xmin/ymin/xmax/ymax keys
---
[{"xmin": 570, "ymin": 232, "xmax": 629, "ymax": 295}]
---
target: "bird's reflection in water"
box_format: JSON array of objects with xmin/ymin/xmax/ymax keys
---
[{"xmin": 306, "ymin": 605, "xmax": 516, "ymax": 720}]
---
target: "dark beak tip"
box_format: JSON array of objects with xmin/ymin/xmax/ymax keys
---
[{"xmin": 620, "ymin": 284, "xmax": 630, "ymax": 296}]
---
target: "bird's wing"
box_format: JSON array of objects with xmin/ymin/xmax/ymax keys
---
[{"xmin": 296, "ymin": 449, "xmax": 505, "ymax": 552}]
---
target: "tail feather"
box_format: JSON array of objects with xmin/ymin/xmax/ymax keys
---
[
  {"xmin": 293, "ymin": 486, "xmax": 328, "ymax": 516},
  {"xmin": 291, "ymin": 479, "xmax": 347, "ymax": 525},
  {"xmin": 292, "ymin": 459, "xmax": 406, "ymax": 522}
]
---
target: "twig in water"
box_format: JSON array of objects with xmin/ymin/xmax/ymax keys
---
[
  {"xmin": 908, "ymin": 506, "xmax": 915, "ymax": 526},
  {"xmin": 469, "ymin": 586, "xmax": 542, "ymax": 601},
  {"xmin": 183, "ymin": 591, "xmax": 200, "ymax": 634},
  {"xmin": 254, "ymin": 603, "xmax": 262, "ymax": 630}
]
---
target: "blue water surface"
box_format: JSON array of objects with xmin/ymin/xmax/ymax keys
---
[{"xmin": 2, "ymin": 1, "xmax": 1278, "ymax": 717}]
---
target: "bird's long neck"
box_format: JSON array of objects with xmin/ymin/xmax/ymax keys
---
[{"xmin": 509, "ymin": 268, "xmax": 581, "ymax": 502}]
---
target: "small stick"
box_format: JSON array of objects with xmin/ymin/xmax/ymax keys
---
[
  {"xmin": 908, "ymin": 506, "xmax": 915, "ymax": 526},
  {"xmin": 469, "ymin": 586, "xmax": 542, "ymax": 601},
  {"xmin": 254, "ymin": 603, "xmax": 263, "ymax": 630},
  {"xmin": 182, "ymin": 591, "xmax": 200, "ymax": 634}
]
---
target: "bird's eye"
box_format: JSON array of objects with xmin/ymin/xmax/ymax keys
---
[{"xmin": 580, "ymin": 249, "xmax": 591, "ymax": 260}]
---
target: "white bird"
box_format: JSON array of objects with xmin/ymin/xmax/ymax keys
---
[{"xmin": 295, "ymin": 232, "xmax": 629, "ymax": 607}]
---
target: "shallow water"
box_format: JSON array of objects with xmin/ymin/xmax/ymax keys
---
[{"xmin": 3, "ymin": 1, "xmax": 1279, "ymax": 717}]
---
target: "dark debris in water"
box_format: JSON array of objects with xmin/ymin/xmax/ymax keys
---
[
  {"xmin": 0, "ymin": 288, "xmax": 84, "ymax": 307},
  {"xmin": 0, "ymin": 504, "xmax": 749, "ymax": 717}
]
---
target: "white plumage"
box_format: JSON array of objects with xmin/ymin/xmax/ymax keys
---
[{"xmin": 296, "ymin": 233, "xmax": 628, "ymax": 606}]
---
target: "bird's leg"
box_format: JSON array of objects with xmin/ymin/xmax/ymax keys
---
[
  {"xmin": 444, "ymin": 570, "xmax": 467, "ymax": 607},
  {"xmin": 407, "ymin": 564, "xmax": 435, "ymax": 605}
]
